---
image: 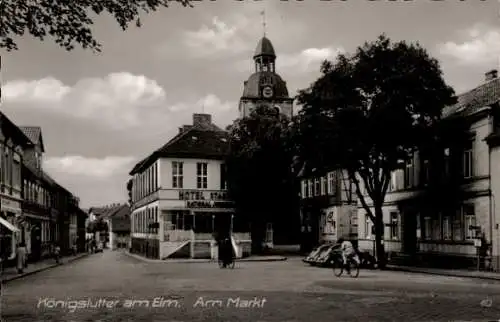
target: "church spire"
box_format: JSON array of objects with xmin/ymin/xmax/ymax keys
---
[{"xmin": 261, "ymin": 10, "xmax": 266, "ymax": 37}]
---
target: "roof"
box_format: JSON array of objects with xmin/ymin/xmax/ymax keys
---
[
  {"xmin": 19, "ymin": 126, "xmax": 45, "ymax": 152},
  {"xmin": 41, "ymin": 170, "xmax": 58, "ymax": 186},
  {"xmin": 89, "ymin": 204, "xmax": 127, "ymax": 218},
  {"xmin": 129, "ymin": 116, "xmax": 228, "ymax": 175},
  {"xmin": 242, "ymin": 71, "xmax": 290, "ymax": 99},
  {"xmin": 109, "ymin": 205, "xmax": 131, "ymax": 232},
  {"xmin": 0, "ymin": 112, "xmax": 33, "ymax": 148},
  {"xmin": 443, "ymin": 76, "xmax": 500, "ymax": 118},
  {"xmin": 254, "ymin": 36, "xmax": 276, "ymax": 58}
]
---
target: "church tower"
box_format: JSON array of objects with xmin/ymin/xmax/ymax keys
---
[{"xmin": 238, "ymin": 36, "xmax": 294, "ymax": 119}]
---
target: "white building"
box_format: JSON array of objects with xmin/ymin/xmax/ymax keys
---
[{"xmin": 129, "ymin": 113, "xmax": 251, "ymax": 260}]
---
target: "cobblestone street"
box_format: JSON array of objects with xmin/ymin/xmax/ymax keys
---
[{"xmin": 3, "ymin": 251, "xmax": 500, "ymax": 321}]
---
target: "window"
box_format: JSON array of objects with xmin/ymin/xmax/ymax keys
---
[
  {"xmin": 444, "ymin": 148, "xmax": 450, "ymax": 177},
  {"xmin": 421, "ymin": 159, "xmax": 430, "ymax": 186},
  {"xmin": 404, "ymin": 157, "xmax": 414, "ymax": 188},
  {"xmin": 442, "ymin": 216, "xmax": 451, "ymax": 240},
  {"xmin": 220, "ymin": 164, "xmax": 227, "ymax": 190},
  {"xmin": 172, "ymin": 162, "xmax": 183, "ymax": 188},
  {"xmin": 365, "ymin": 216, "xmax": 372, "ymax": 239},
  {"xmin": 5, "ymin": 148, "xmax": 11, "ymax": 186},
  {"xmin": 307, "ymin": 179, "xmax": 313, "ymax": 197},
  {"xmin": 423, "ymin": 217, "xmax": 432, "ymax": 240},
  {"xmin": 321, "ymin": 177, "xmax": 327, "ymax": 195},
  {"xmin": 314, "ymin": 178, "xmax": 320, "ymax": 196},
  {"xmin": 12, "ymin": 158, "xmax": 20, "ymax": 188},
  {"xmin": 462, "ymin": 139, "xmax": 474, "ymax": 178},
  {"xmin": 432, "ymin": 214, "xmax": 441, "ymax": 240},
  {"xmin": 154, "ymin": 162, "xmax": 158, "ymax": 190},
  {"xmin": 453, "ymin": 210, "xmax": 463, "ymax": 241},
  {"xmin": 463, "ymin": 204, "xmax": 476, "ymax": 240},
  {"xmin": 196, "ymin": 162, "xmax": 208, "ymax": 189},
  {"xmin": 327, "ymin": 172, "xmax": 335, "ymax": 195},
  {"xmin": 0, "ymin": 144, "xmax": 3, "ymax": 185},
  {"xmin": 390, "ymin": 212, "xmax": 399, "ymax": 240}
]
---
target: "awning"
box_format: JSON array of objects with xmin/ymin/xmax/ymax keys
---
[{"xmin": 0, "ymin": 216, "xmax": 20, "ymax": 233}]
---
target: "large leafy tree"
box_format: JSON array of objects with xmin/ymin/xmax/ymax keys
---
[
  {"xmin": 226, "ymin": 105, "xmax": 298, "ymax": 253},
  {"xmin": 296, "ymin": 35, "xmax": 456, "ymax": 268},
  {"xmin": 1, "ymin": 0, "xmax": 191, "ymax": 51}
]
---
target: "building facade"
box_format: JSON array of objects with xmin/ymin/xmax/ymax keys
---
[
  {"xmin": 239, "ymin": 36, "xmax": 294, "ymax": 119},
  {"xmin": 0, "ymin": 112, "xmax": 32, "ymax": 261},
  {"xmin": 355, "ymin": 70, "xmax": 500, "ymax": 270},
  {"xmin": 109, "ymin": 204, "xmax": 131, "ymax": 250},
  {"xmin": 1, "ymin": 114, "xmax": 86, "ymax": 263},
  {"xmin": 129, "ymin": 113, "xmax": 250, "ymax": 260},
  {"xmin": 299, "ymin": 169, "xmax": 358, "ymax": 252}
]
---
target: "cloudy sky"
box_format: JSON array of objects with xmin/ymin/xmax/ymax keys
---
[{"xmin": 1, "ymin": 1, "xmax": 498, "ymax": 208}]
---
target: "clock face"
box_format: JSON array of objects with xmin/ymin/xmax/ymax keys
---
[{"xmin": 262, "ymin": 86, "xmax": 273, "ymax": 98}]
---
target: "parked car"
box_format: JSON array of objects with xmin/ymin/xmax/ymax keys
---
[{"xmin": 303, "ymin": 244, "xmax": 339, "ymax": 267}]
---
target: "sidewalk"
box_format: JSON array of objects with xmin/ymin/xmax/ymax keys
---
[
  {"xmin": 124, "ymin": 251, "xmax": 287, "ymax": 263},
  {"xmin": 1, "ymin": 252, "xmax": 90, "ymax": 283},
  {"xmin": 387, "ymin": 265, "xmax": 500, "ymax": 281}
]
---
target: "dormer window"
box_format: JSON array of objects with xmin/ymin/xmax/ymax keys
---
[{"xmin": 35, "ymin": 151, "xmax": 41, "ymax": 169}]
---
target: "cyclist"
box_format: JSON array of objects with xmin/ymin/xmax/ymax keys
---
[{"xmin": 337, "ymin": 237, "xmax": 357, "ymax": 267}]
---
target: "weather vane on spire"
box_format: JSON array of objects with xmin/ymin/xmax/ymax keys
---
[{"xmin": 261, "ymin": 10, "xmax": 266, "ymax": 36}]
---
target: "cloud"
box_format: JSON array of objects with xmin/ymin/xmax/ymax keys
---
[
  {"xmin": 156, "ymin": 5, "xmax": 306, "ymax": 60},
  {"xmin": 279, "ymin": 47, "xmax": 345, "ymax": 72},
  {"xmin": 437, "ymin": 24, "xmax": 500, "ymax": 66},
  {"xmin": 43, "ymin": 156, "xmax": 135, "ymax": 178},
  {"xmin": 183, "ymin": 16, "xmax": 251, "ymax": 57},
  {"xmin": 3, "ymin": 73, "xmax": 236, "ymax": 130},
  {"xmin": 235, "ymin": 46, "xmax": 344, "ymax": 74},
  {"xmin": 3, "ymin": 77, "xmax": 71, "ymax": 103},
  {"xmin": 3, "ymin": 72, "xmax": 165, "ymax": 129}
]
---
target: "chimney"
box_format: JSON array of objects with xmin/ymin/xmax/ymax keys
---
[
  {"xmin": 193, "ymin": 114, "xmax": 212, "ymax": 128},
  {"xmin": 179, "ymin": 127, "xmax": 183, "ymax": 134},
  {"xmin": 485, "ymin": 69, "xmax": 498, "ymax": 82}
]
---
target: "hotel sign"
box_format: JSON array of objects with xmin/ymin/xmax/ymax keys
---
[{"xmin": 185, "ymin": 200, "xmax": 234, "ymax": 209}]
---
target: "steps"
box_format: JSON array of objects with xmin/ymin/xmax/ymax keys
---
[{"xmin": 160, "ymin": 241, "xmax": 190, "ymax": 259}]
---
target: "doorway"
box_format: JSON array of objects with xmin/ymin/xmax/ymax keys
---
[
  {"xmin": 31, "ymin": 225, "xmax": 41, "ymax": 261},
  {"xmin": 402, "ymin": 209, "xmax": 417, "ymax": 255}
]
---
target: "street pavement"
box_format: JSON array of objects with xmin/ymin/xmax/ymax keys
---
[{"xmin": 2, "ymin": 251, "xmax": 500, "ymax": 321}]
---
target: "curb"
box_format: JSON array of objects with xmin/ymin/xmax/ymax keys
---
[
  {"xmin": 387, "ymin": 266, "xmax": 500, "ymax": 282},
  {"xmin": 1, "ymin": 253, "xmax": 91, "ymax": 284},
  {"xmin": 124, "ymin": 251, "xmax": 287, "ymax": 263}
]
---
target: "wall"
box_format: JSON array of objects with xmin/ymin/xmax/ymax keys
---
[
  {"xmin": 491, "ymin": 145, "xmax": 500, "ymax": 269},
  {"xmin": 159, "ymin": 158, "xmax": 225, "ymax": 191}
]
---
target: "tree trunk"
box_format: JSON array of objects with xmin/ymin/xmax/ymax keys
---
[{"xmin": 374, "ymin": 204, "xmax": 387, "ymax": 269}]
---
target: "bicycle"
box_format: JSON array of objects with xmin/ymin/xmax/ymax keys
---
[{"xmin": 332, "ymin": 254, "xmax": 359, "ymax": 278}]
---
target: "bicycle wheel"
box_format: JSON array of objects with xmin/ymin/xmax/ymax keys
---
[
  {"xmin": 348, "ymin": 260, "xmax": 359, "ymax": 278},
  {"xmin": 332, "ymin": 259, "xmax": 343, "ymax": 277}
]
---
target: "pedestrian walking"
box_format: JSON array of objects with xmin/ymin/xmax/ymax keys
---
[
  {"xmin": 53, "ymin": 244, "xmax": 61, "ymax": 264},
  {"xmin": 16, "ymin": 242, "xmax": 27, "ymax": 274}
]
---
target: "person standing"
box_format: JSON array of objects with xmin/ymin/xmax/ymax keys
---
[
  {"xmin": 16, "ymin": 242, "xmax": 27, "ymax": 274},
  {"xmin": 54, "ymin": 243, "xmax": 61, "ymax": 264}
]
